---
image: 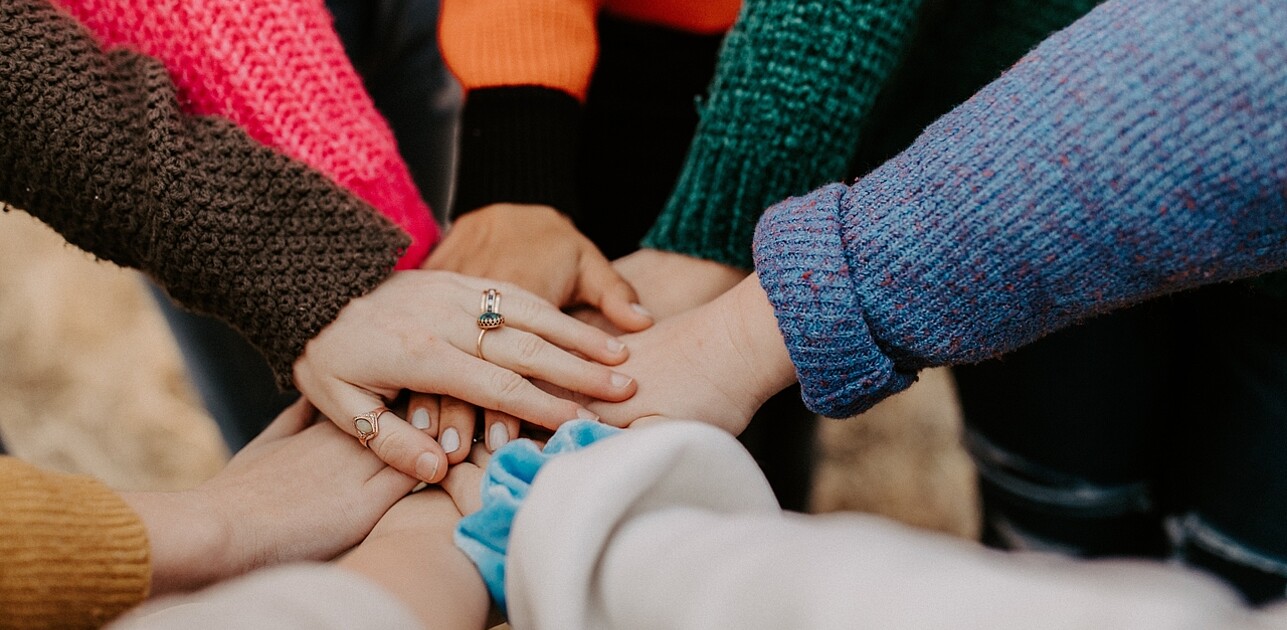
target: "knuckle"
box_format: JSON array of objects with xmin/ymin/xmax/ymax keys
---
[
  {"xmin": 373, "ymin": 434, "xmax": 418, "ymax": 470},
  {"xmin": 513, "ymin": 333, "xmax": 545, "ymax": 366},
  {"xmin": 511, "ymin": 295, "xmax": 542, "ymax": 320},
  {"xmin": 487, "ymin": 369, "xmax": 529, "ymax": 403}
]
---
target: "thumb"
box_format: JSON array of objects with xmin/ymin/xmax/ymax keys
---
[{"xmin": 577, "ymin": 253, "xmax": 653, "ymax": 332}]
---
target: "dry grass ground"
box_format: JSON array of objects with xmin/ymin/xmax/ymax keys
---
[
  {"xmin": 0, "ymin": 209, "xmax": 226, "ymax": 490},
  {"xmin": 0, "ymin": 207, "xmax": 978, "ymax": 536}
]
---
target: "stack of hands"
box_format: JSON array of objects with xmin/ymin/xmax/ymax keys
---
[
  {"xmin": 291, "ymin": 202, "xmax": 795, "ymax": 488},
  {"xmin": 131, "ymin": 205, "xmax": 796, "ymax": 619}
]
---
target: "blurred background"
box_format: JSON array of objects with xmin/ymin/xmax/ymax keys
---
[{"xmin": 0, "ymin": 206, "xmax": 978, "ymax": 537}]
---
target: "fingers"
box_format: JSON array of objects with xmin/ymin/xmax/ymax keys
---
[
  {"xmin": 327, "ymin": 386, "xmax": 448, "ymax": 484},
  {"xmin": 407, "ymin": 392, "xmax": 438, "ymax": 432},
  {"xmin": 483, "ymin": 408, "xmax": 519, "ymax": 452},
  {"xmin": 249, "ymin": 396, "xmax": 312, "ymax": 444},
  {"xmin": 477, "ymin": 326, "xmax": 637, "ymax": 402},
  {"xmin": 441, "ymin": 460, "xmax": 485, "ymax": 516},
  {"xmin": 366, "ymin": 465, "xmax": 422, "ymax": 501},
  {"xmin": 460, "ymin": 278, "xmax": 630, "ymax": 366},
  {"xmin": 577, "ymin": 253, "xmax": 654, "ymax": 333},
  {"xmin": 438, "ymin": 395, "xmax": 476, "ymax": 465},
  {"xmin": 425, "ymin": 350, "xmax": 598, "ymax": 431}
]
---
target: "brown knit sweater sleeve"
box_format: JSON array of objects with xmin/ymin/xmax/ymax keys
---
[
  {"xmin": 0, "ymin": 457, "xmax": 150, "ymax": 628},
  {"xmin": 0, "ymin": 0, "xmax": 410, "ymax": 388}
]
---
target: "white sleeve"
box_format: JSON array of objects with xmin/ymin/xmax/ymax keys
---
[
  {"xmin": 109, "ymin": 564, "xmax": 422, "ymax": 630},
  {"xmin": 507, "ymin": 422, "xmax": 1273, "ymax": 630}
]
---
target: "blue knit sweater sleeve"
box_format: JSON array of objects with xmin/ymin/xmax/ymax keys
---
[{"xmin": 753, "ymin": 0, "xmax": 1287, "ymax": 418}]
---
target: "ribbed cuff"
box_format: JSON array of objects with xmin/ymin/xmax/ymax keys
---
[
  {"xmin": 642, "ymin": 0, "xmax": 921, "ymax": 270},
  {"xmin": 452, "ymin": 87, "xmax": 582, "ymax": 220},
  {"xmin": 0, "ymin": 459, "xmax": 150, "ymax": 628},
  {"xmin": 752, "ymin": 183, "xmax": 916, "ymax": 418}
]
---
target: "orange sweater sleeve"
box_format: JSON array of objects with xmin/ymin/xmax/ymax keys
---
[
  {"xmin": 0, "ymin": 458, "xmax": 150, "ymax": 628},
  {"xmin": 440, "ymin": 0, "xmax": 603, "ymax": 100},
  {"xmin": 440, "ymin": 0, "xmax": 740, "ymax": 218}
]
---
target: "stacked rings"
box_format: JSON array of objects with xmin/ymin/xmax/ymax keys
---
[{"xmin": 477, "ymin": 289, "xmax": 504, "ymax": 361}]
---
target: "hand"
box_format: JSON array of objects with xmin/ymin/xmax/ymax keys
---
[
  {"xmin": 426, "ymin": 203, "xmax": 653, "ymax": 331},
  {"xmin": 338, "ymin": 487, "xmax": 489, "ymax": 630},
  {"xmin": 292, "ymin": 270, "xmax": 636, "ymax": 483},
  {"xmin": 614, "ymin": 248, "xmax": 749, "ymax": 320},
  {"xmin": 587, "ymin": 275, "xmax": 797, "ymax": 434},
  {"xmin": 123, "ymin": 399, "xmax": 419, "ymax": 595},
  {"xmin": 418, "ymin": 204, "xmax": 653, "ymax": 460},
  {"xmin": 399, "ymin": 392, "xmax": 517, "ymax": 468}
]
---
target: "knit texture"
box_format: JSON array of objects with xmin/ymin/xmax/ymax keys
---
[
  {"xmin": 0, "ymin": 458, "xmax": 150, "ymax": 629},
  {"xmin": 753, "ymin": 0, "xmax": 1287, "ymax": 417},
  {"xmin": 643, "ymin": 0, "xmax": 923, "ymax": 269},
  {"xmin": 440, "ymin": 0, "xmax": 740, "ymax": 99},
  {"xmin": 52, "ymin": 0, "xmax": 438, "ymax": 268},
  {"xmin": 440, "ymin": 0, "xmax": 739, "ymax": 218},
  {"xmin": 452, "ymin": 87, "xmax": 584, "ymax": 218},
  {"xmin": 0, "ymin": 0, "xmax": 409, "ymax": 388}
]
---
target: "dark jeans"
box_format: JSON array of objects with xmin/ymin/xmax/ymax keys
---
[
  {"xmin": 956, "ymin": 283, "xmax": 1287, "ymax": 604},
  {"xmin": 155, "ymin": 0, "xmax": 459, "ymax": 450}
]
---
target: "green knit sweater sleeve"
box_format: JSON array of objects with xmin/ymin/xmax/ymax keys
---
[{"xmin": 642, "ymin": 0, "xmax": 923, "ymax": 269}]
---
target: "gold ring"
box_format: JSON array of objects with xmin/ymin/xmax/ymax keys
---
[
  {"xmin": 353, "ymin": 406, "xmax": 388, "ymax": 448},
  {"xmin": 476, "ymin": 328, "xmax": 489, "ymax": 361},
  {"xmin": 478, "ymin": 289, "xmax": 504, "ymax": 329}
]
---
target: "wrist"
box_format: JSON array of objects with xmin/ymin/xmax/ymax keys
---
[
  {"xmin": 727, "ymin": 274, "xmax": 797, "ymax": 405},
  {"xmin": 122, "ymin": 490, "xmax": 232, "ymax": 595}
]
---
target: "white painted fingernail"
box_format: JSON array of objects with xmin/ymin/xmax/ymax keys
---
[
  {"xmin": 631, "ymin": 303, "xmax": 653, "ymax": 319},
  {"xmin": 611, "ymin": 372, "xmax": 633, "ymax": 388},
  {"xmin": 607, "ymin": 338, "xmax": 626, "ymax": 353},
  {"xmin": 488, "ymin": 423, "xmax": 509, "ymax": 450},
  {"xmin": 415, "ymin": 453, "xmax": 440, "ymax": 482},
  {"xmin": 411, "ymin": 408, "xmax": 431, "ymax": 430},
  {"xmin": 576, "ymin": 407, "xmax": 600, "ymax": 421},
  {"xmin": 441, "ymin": 428, "xmax": 460, "ymax": 454}
]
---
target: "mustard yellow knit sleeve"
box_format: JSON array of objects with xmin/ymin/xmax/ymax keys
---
[{"xmin": 0, "ymin": 457, "xmax": 150, "ymax": 629}]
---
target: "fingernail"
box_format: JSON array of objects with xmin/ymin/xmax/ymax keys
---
[
  {"xmin": 611, "ymin": 372, "xmax": 633, "ymax": 388},
  {"xmin": 488, "ymin": 423, "xmax": 509, "ymax": 451},
  {"xmin": 607, "ymin": 338, "xmax": 626, "ymax": 353},
  {"xmin": 441, "ymin": 427, "xmax": 460, "ymax": 454},
  {"xmin": 576, "ymin": 407, "xmax": 600, "ymax": 421},
  {"xmin": 631, "ymin": 303, "xmax": 653, "ymax": 319},
  {"xmin": 415, "ymin": 453, "xmax": 440, "ymax": 482},
  {"xmin": 411, "ymin": 408, "xmax": 431, "ymax": 430}
]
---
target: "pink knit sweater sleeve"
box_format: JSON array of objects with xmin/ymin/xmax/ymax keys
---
[{"xmin": 53, "ymin": 0, "xmax": 439, "ymax": 268}]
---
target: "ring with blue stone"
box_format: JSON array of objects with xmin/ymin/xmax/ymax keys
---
[
  {"xmin": 477, "ymin": 311, "xmax": 504, "ymax": 329},
  {"xmin": 476, "ymin": 289, "xmax": 504, "ymax": 361}
]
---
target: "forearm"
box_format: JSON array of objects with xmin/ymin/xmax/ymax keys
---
[
  {"xmin": 644, "ymin": 0, "xmax": 924, "ymax": 269},
  {"xmin": 754, "ymin": 0, "xmax": 1287, "ymax": 417},
  {"xmin": 339, "ymin": 533, "xmax": 489, "ymax": 630},
  {"xmin": 0, "ymin": 0, "xmax": 407, "ymax": 386},
  {"xmin": 340, "ymin": 489, "xmax": 489, "ymax": 629},
  {"xmin": 119, "ymin": 492, "xmax": 229, "ymax": 596},
  {"xmin": 725, "ymin": 274, "xmax": 797, "ymax": 404}
]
